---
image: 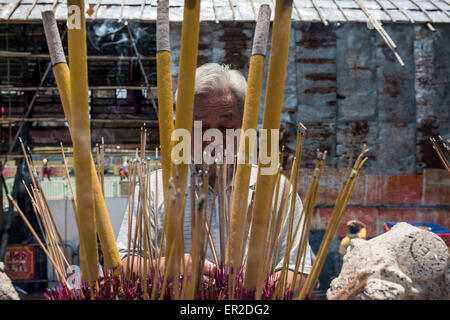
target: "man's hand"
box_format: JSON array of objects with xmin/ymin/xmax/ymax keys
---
[
  {"xmin": 273, "ymin": 270, "xmax": 309, "ymax": 297},
  {"xmin": 180, "ymin": 253, "xmax": 217, "ymax": 284}
]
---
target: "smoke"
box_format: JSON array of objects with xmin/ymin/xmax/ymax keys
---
[
  {"xmin": 85, "ymin": 21, "xmax": 156, "ymax": 86},
  {"xmin": 87, "ymin": 21, "xmax": 128, "ymax": 54}
]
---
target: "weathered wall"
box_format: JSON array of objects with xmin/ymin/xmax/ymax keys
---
[
  {"xmin": 169, "ymin": 21, "xmax": 450, "ymax": 175},
  {"xmin": 169, "ymin": 25, "xmax": 449, "ymax": 295}
]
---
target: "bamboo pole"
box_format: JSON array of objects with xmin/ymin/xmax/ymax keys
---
[
  {"xmin": 244, "ymin": 0, "xmax": 294, "ymax": 293},
  {"xmin": 226, "ymin": 4, "xmax": 271, "ymax": 296},
  {"xmin": 42, "ymin": 10, "xmax": 122, "ymax": 278}
]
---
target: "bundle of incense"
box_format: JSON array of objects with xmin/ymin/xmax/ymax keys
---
[
  {"xmin": 430, "ymin": 136, "xmax": 450, "ymax": 174},
  {"xmin": 273, "ymin": 149, "xmax": 327, "ymax": 299},
  {"xmin": 9, "ymin": 195, "xmax": 68, "ymax": 286},
  {"xmin": 41, "ymin": 132, "xmax": 368, "ymax": 301},
  {"xmin": 298, "ymin": 145, "xmax": 369, "ymax": 300},
  {"xmin": 21, "ymin": 123, "xmax": 368, "ymax": 300},
  {"xmin": 10, "ymin": 139, "xmax": 71, "ymax": 286}
]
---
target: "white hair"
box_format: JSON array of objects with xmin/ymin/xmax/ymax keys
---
[{"xmin": 174, "ymin": 63, "xmax": 247, "ymax": 109}]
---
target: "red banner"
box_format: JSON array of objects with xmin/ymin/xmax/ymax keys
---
[{"xmin": 4, "ymin": 246, "xmax": 35, "ymax": 280}]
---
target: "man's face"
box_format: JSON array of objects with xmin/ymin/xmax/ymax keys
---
[{"xmin": 191, "ymin": 88, "xmax": 243, "ymax": 182}]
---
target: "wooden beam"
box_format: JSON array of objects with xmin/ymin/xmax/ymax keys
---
[
  {"xmin": 0, "ymin": 86, "xmax": 158, "ymax": 96},
  {"xmin": 6, "ymin": 0, "xmax": 21, "ymax": 20},
  {"xmin": 374, "ymin": 0, "xmax": 396, "ymax": 22},
  {"xmin": 26, "ymin": 0, "xmax": 39, "ymax": 20},
  {"xmin": 386, "ymin": 0, "xmax": 415, "ymax": 23},
  {"xmin": 0, "ymin": 117, "xmax": 159, "ymax": 125},
  {"xmin": 249, "ymin": 0, "xmax": 257, "ymax": 21},
  {"xmin": 332, "ymin": 0, "xmax": 349, "ymax": 21},
  {"xmin": 139, "ymin": 0, "xmax": 146, "ymax": 20},
  {"xmin": 311, "ymin": 0, "xmax": 328, "ymax": 25},
  {"xmin": 212, "ymin": 0, "xmax": 220, "ymax": 23},
  {"xmin": 52, "ymin": 0, "xmax": 59, "ymax": 11},
  {"xmin": 0, "ymin": 51, "xmax": 156, "ymax": 61},
  {"xmin": 93, "ymin": 0, "xmax": 103, "ymax": 19},
  {"xmin": 354, "ymin": 0, "xmax": 404, "ymax": 66},
  {"xmin": 228, "ymin": 0, "xmax": 236, "ymax": 20},
  {"xmin": 293, "ymin": 1, "xmax": 303, "ymax": 21},
  {"xmin": 410, "ymin": 0, "xmax": 436, "ymax": 30},
  {"xmin": 428, "ymin": 0, "xmax": 450, "ymax": 18},
  {"xmin": 119, "ymin": 0, "xmax": 125, "ymax": 22}
]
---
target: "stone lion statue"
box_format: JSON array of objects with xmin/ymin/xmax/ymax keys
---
[
  {"xmin": 327, "ymin": 222, "xmax": 449, "ymax": 300},
  {"xmin": 0, "ymin": 262, "xmax": 19, "ymax": 300}
]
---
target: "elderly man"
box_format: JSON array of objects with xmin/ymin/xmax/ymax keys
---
[{"xmin": 116, "ymin": 63, "xmax": 312, "ymax": 294}]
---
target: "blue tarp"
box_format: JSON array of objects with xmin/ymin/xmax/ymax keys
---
[{"xmin": 384, "ymin": 222, "xmax": 450, "ymax": 235}]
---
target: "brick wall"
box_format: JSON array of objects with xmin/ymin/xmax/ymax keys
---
[{"xmin": 297, "ymin": 168, "xmax": 449, "ymax": 238}]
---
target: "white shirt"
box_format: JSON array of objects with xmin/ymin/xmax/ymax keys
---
[{"xmin": 116, "ymin": 164, "xmax": 312, "ymax": 274}]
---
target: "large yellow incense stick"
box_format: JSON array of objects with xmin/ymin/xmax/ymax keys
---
[
  {"xmin": 156, "ymin": 0, "xmax": 175, "ymax": 208},
  {"xmin": 172, "ymin": 0, "xmax": 201, "ymax": 193},
  {"xmin": 42, "ymin": 10, "xmax": 122, "ymax": 274},
  {"xmin": 244, "ymin": 0, "xmax": 294, "ymax": 293},
  {"xmin": 165, "ymin": 0, "xmax": 201, "ymax": 282},
  {"xmin": 66, "ymin": 0, "xmax": 99, "ymax": 283},
  {"xmin": 226, "ymin": 5, "xmax": 271, "ymax": 292},
  {"xmin": 155, "ymin": 2, "xmax": 176, "ymax": 282}
]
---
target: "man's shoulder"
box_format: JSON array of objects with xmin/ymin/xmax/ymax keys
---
[
  {"xmin": 249, "ymin": 164, "xmax": 259, "ymax": 187},
  {"xmin": 248, "ymin": 164, "xmax": 290, "ymax": 187}
]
